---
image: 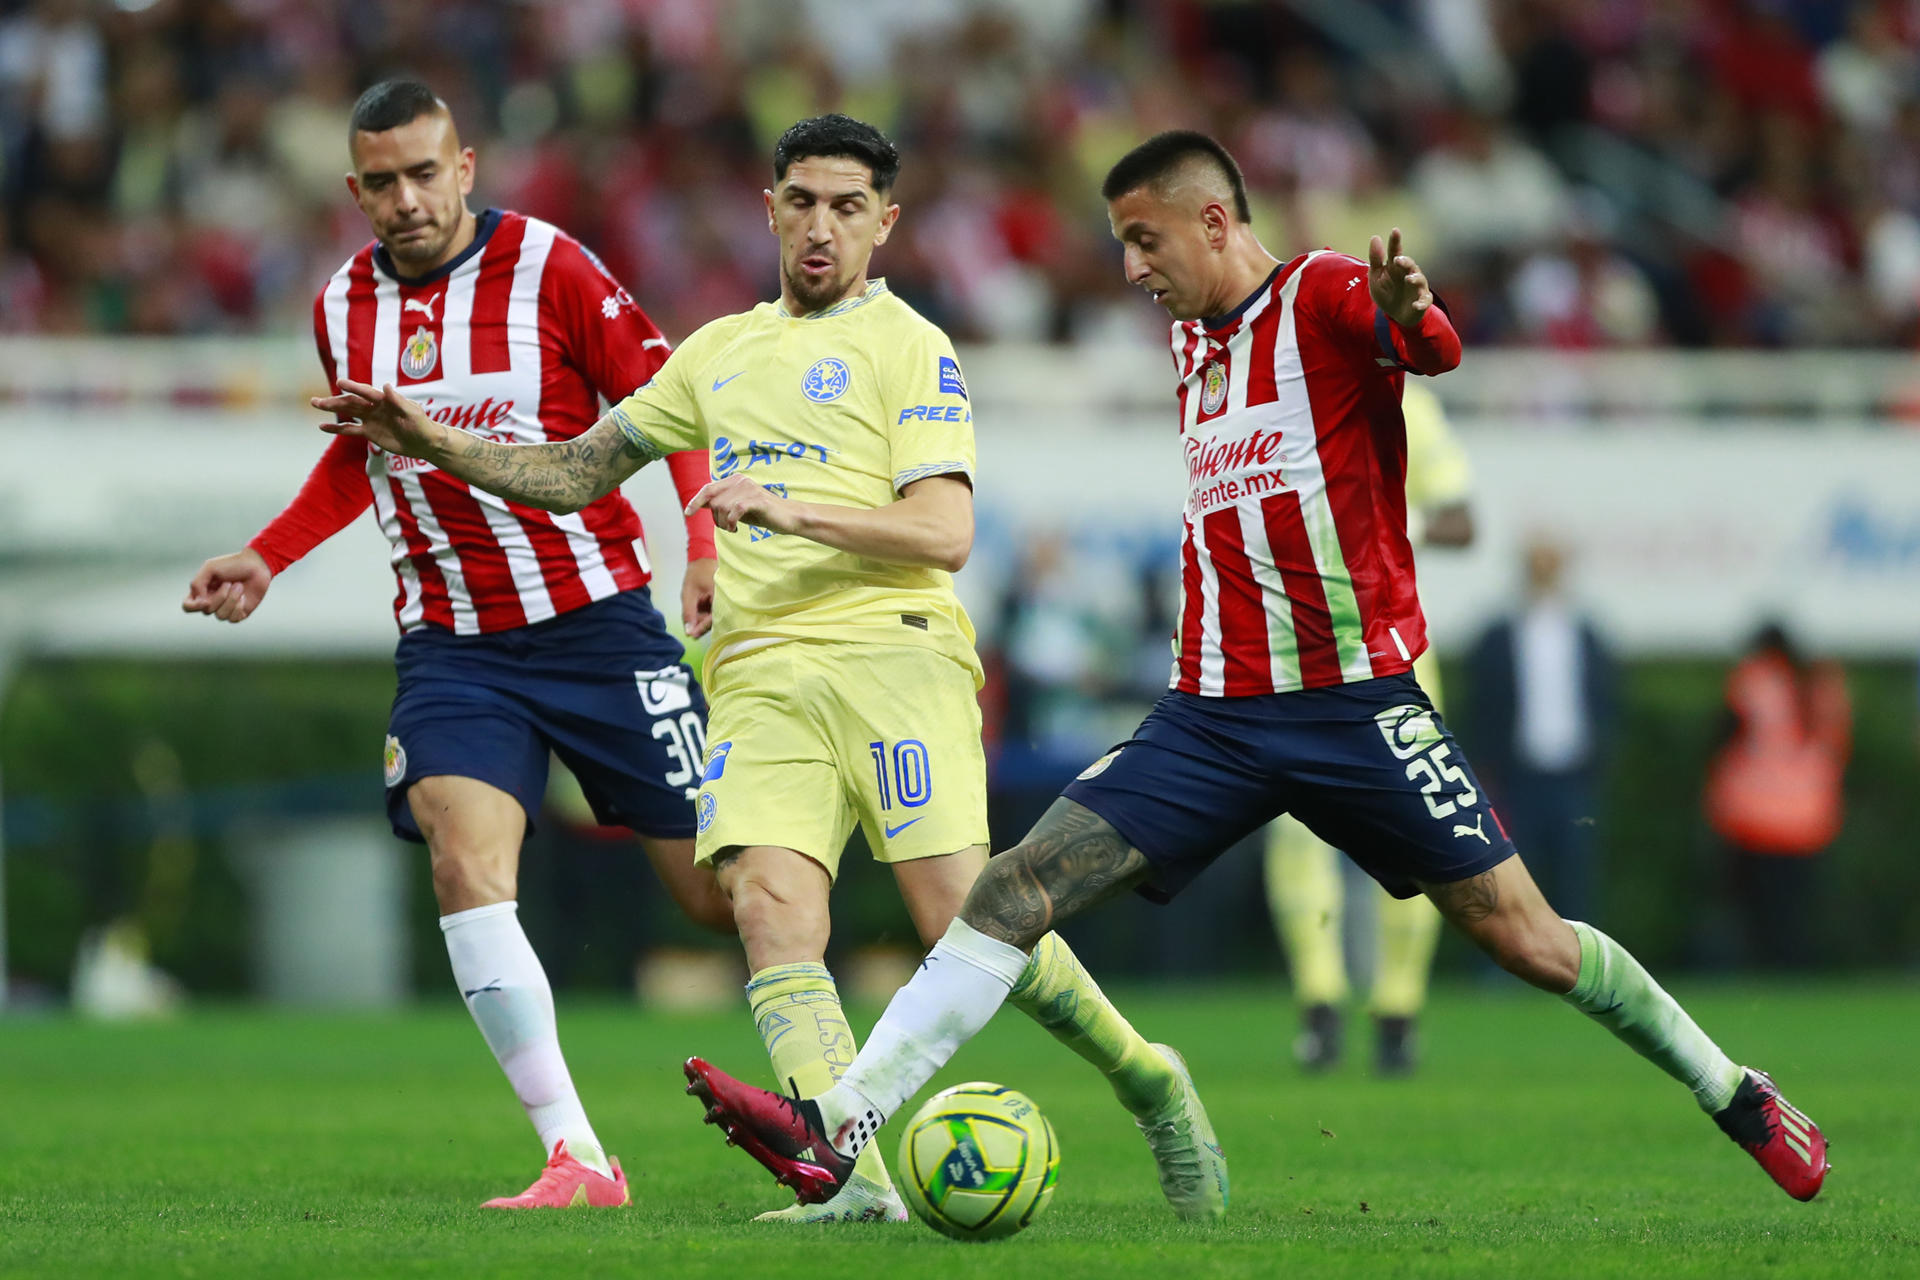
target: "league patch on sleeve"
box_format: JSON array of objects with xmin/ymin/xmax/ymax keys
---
[{"xmin": 938, "ymin": 356, "xmax": 968, "ymax": 400}]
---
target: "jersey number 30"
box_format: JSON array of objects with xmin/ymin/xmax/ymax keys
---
[{"xmin": 655, "ymin": 712, "xmax": 708, "ymax": 790}]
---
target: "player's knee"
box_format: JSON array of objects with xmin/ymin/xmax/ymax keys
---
[
  {"xmin": 725, "ymin": 870, "xmax": 830, "ymax": 952},
  {"xmin": 427, "ymin": 838, "xmax": 516, "ymax": 913},
  {"xmin": 958, "ymin": 850, "xmax": 1048, "ymax": 951}
]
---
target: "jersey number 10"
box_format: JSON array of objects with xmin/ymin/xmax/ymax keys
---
[{"xmin": 868, "ymin": 739, "xmax": 932, "ymax": 811}]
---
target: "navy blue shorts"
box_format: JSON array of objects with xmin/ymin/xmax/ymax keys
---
[
  {"xmin": 384, "ymin": 588, "xmax": 707, "ymax": 843},
  {"xmin": 1062, "ymin": 673, "xmax": 1514, "ymax": 903}
]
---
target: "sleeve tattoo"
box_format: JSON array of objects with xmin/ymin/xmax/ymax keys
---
[
  {"xmin": 433, "ymin": 415, "xmax": 652, "ymax": 513},
  {"xmin": 962, "ymin": 800, "xmax": 1150, "ymax": 947}
]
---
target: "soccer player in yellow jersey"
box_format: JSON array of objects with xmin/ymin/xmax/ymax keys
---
[
  {"xmin": 1265, "ymin": 380, "xmax": 1475, "ymax": 1075},
  {"xmin": 312, "ymin": 114, "xmax": 1227, "ymax": 1225}
]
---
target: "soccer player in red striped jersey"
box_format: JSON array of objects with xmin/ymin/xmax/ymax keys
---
[
  {"xmin": 182, "ymin": 81, "xmax": 730, "ymax": 1209},
  {"xmin": 683, "ymin": 131, "xmax": 1829, "ymax": 1208}
]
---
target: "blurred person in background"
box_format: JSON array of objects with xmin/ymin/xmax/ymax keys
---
[
  {"xmin": 181, "ymin": 80, "xmax": 728, "ymax": 1210},
  {"xmin": 1705, "ymin": 622, "xmax": 1851, "ymax": 971},
  {"xmin": 1467, "ymin": 536, "xmax": 1616, "ymax": 925},
  {"xmin": 0, "ymin": 0, "xmax": 110, "ymax": 198},
  {"xmin": 1267, "ymin": 379, "xmax": 1475, "ymax": 1076}
]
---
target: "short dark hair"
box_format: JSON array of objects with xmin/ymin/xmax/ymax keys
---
[
  {"xmin": 1102, "ymin": 130, "xmax": 1251, "ymax": 223},
  {"xmin": 350, "ymin": 79, "xmax": 446, "ymax": 138},
  {"xmin": 773, "ymin": 114, "xmax": 901, "ymax": 193}
]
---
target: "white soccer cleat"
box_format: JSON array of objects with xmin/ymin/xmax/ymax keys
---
[
  {"xmin": 1136, "ymin": 1043, "xmax": 1230, "ymax": 1220},
  {"xmin": 752, "ymin": 1170, "xmax": 910, "ymax": 1224}
]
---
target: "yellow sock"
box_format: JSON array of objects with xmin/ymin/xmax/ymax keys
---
[
  {"xmin": 1266, "ymin": 817, "xmax": 1348, "ymax": 1007},
  {"xmin": 1369, "ymin": 887, "xmax": 1441, "ymax": 1018},
  {"xmin": 1006, "ymin": 933, "xmax": 1177, "ymax": 1119},
  {"xmin": 746, "ymin": 962, "xmax": 893, "ymax": 1191}
]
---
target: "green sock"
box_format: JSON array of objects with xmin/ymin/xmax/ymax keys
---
[
  {"xmin": 1563, "ymin": 921, "xmax": 1744, "ymax": 1113},
  {"xmin": 1006, "ymin": 933, "xmax": 1178, "ymax": 1119}
]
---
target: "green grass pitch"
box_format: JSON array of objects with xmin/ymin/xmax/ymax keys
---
[{"xmin": 2, "ymin": 981, "xmax": 1914, "ymax": 1279}]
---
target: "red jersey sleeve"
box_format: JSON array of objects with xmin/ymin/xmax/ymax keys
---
[
  {"xmin": 1298, "ymin": 252, "xmax": 1461, "ymax": 377},
  {"xmin": 663, "ymin": 450, "xmax": 715, "ymax": 560},
  {"xmin": 545, "ymin": 235, "xmax": 715, "ymax": 559},
  {"xmin": 249, "ymin": 294, "xmax": 374, "ymax": 574},
  {"xmin": 249, "ymin": 434, "xmax": 372, "ymax": 573},
  {"xmin": 543, "ymin": 234, "xmax": 672, "ymax": 401}
]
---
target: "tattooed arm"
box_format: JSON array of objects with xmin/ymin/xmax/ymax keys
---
[
  {"xmin": 428, "ymin": 414, "xmax": 649, "ymax": 512},
  {"xmin": 961, "ymin": 799, "xmax": 1151, "ymax": 949},
  {"xmin": 311, "ymin": 378, "xmax": 652, "ymax": 513}
]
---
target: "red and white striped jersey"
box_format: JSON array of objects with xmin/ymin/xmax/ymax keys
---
[
  {"xmin": 314, "ymin": 209, "xmax": 676, "ymax": 634},
  {"xmin": 1169, "ymin": 249, "xmax": 1462, "ymax": 697}
]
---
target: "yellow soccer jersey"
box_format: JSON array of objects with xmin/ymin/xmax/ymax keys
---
[
  {"xmin": 1402, "ymin": 381, "xmax": 1471, "ymax": 541},
  {"xmin": 609, "ymin": 279, "xmax": 981, "ymax": 684}
]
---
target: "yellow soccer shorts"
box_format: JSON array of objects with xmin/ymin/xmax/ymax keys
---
[{"xmin": 693, "ymin": 640, "xmax": 989, "ymax": 878}]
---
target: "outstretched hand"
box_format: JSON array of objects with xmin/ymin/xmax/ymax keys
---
[
  {"xmin": 1369, "ymin": 227, "xmax": 1433, "ymax": 329},
  {"xmin": 183, "ymin": 547, "xmax": 271, "ymax": 623},
  {"xmin": 311, "ymin": 378, "xmax": 444, "ymax": 459},
  {"xmin": 685, "ymin": 474, "xmax": 799, "ymax": 536}
]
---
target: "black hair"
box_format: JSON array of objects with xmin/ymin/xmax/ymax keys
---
[
  {"xmin": 1752, "ymin": 620, "xmax": 1801, "ymax": 666},
  {"xmin": 1102, "ymin": 130, "xmax": 1251, "ymax": 223},
  {"xmin": 773, "ymin": 114, "xmax": 901, "ymax": 192},
  {"xmin": 349, "ymin": 80, "xmax": 447, "ymax": 138}
]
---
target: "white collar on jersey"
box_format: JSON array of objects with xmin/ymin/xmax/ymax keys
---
[{"xmin": 777, "ymin": 276, "xmax": 889, "ymax": 320}]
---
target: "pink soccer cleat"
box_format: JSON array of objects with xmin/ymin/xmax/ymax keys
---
[
  {"xmin": 480, "ymin": 1140, "xmax": 630, "ymax": 1209},
  {"xmin": 1714, "ymin": 1068, "xmax": 1829, "ymax": 1202},
  {"xmin": 684, "ymin": 1056, "xmax": 853, "ymax": 1204}
]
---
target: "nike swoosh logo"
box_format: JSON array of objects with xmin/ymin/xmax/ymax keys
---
[
  {"xmin": 462, "ymin": 980, "xmax": 502, "ymax": 999},
  {"xmin": 711, "ymin": 371, "xmax": 747, "ymax": 391},
  {"xmin": 883, "ymin": 817, "xmax": 922, "ymax": 839}
]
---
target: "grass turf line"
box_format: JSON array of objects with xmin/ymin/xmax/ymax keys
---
[{"xmin": 0, "ymin": 981, "xmax": 1914, "ymax": 1279}]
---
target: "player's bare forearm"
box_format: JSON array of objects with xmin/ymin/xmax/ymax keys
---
[
  {"xmin": 316, "ymin": 381, "xmax": 650, "ymax": 512},
  {"xmin": 431, "ymin": 416, "xmax": 648, "ymax": 514},
  {"xmin": 689, "ymin": 473, "xmax": 973, "ymax": 570},
  {"xmin": 960, "ymin": 799, "xmax": 1150, "ymax": 949},
  {"xmin": 788, "ymin": 481, "xmax": 972, "ymax": 570}
]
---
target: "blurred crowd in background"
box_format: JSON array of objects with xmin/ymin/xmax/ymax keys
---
[
  {"xmin": 3, "ymin": 0, "xmax": 1913, "ymax": 1005},
  {"xmin": 7, "ymin": 0, "xmax": 1920, "ymax": 347}
]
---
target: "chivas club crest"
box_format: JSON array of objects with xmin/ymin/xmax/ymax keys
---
[
  {"xmin": 1200, "ymin": 362, "xmax": 1227, "ymax": 414},
  {"xmin": 383, "ymin": 734, "xmax": 408, "ymax": 788},
  {"xmin": 401, "ymin": 325, "xmax": 439, "ymax": 379}
]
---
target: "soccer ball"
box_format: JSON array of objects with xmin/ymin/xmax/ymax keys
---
[{"xmin": 896, "ymin": 1081, "xmax": 1059, "ymax": 1241}]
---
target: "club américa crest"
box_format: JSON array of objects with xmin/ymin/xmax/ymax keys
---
[
  {"xmin": 401, "ymin": 326, "xmax": 439, "ymax": 379},
  {"xmin": 1200, "ymin": 361, "xmax": 1227, "ymax": 414},
  {"xmin": 802, "ymin": 357, "xmax": 850, "ymax": 403}
]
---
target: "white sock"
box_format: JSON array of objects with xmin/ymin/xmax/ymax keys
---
[
  {"xmin": 818, "ymin": 919, "xmax": 1031, "ymax": 1155},
  {"xmin": 441, "ymin": 901, "xmax": 612, "ymax": 1178}
]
